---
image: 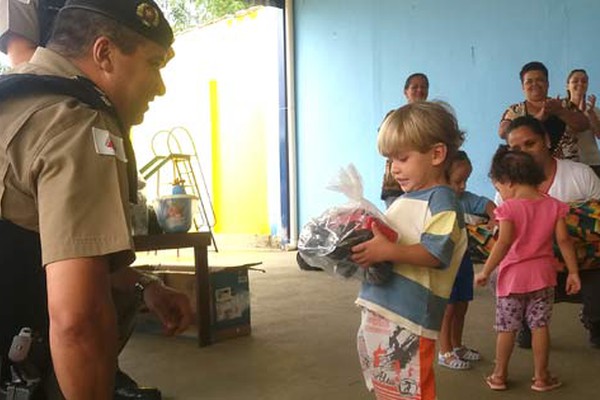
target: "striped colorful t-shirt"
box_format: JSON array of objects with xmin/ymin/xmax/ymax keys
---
[{"xmin": 356, "ymin": 185, "xmax": 467, "ymax": 340}]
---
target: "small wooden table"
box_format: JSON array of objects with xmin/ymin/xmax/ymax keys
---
[{"xmin": 133, "ymin": 232, "xmax": 212, "ymax": 347}]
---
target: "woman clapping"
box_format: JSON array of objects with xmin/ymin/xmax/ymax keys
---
[{"xmin": 566, "ymin": 69, "xmax": 600, "ymax": 176}]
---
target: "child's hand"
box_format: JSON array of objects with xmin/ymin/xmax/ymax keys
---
[
  {"xmin": 566, "ymin": 272, "xmax": 582, "ymax": 295},
  {"xmin": 474, "ymin": 272, "xmax": 488, "ymax": 287},
  {"xmin": 351, "ymin": 224, "xmax": 394, "ymax": 267},
  {"xmin": 485, "ymin": 218, "xmax": 498, "ymax": 230}
]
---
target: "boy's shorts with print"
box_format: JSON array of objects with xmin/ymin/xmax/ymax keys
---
[
  {"xmin": 495, "ymin": 287, "xmax": 554, "ymax": 332},
  {"xmin": 357, "ymin": 308, "xmax": 436, "ymax": 400}
]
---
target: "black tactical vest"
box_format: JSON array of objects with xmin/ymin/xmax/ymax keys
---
[{"xmin": 0, "ymin": 221, "xmax": 50, "ymax": 385}]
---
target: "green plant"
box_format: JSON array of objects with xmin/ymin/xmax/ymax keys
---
[{"xmin": 161, "ymin": 0, "xmax": 251, "ymax": 32}]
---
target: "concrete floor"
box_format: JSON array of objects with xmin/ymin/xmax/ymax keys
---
[{"xmin": 122, "ymin": 249, "xmax": 600, "ymax": 400}]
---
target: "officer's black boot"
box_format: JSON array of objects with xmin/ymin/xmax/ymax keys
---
[{"xmin": 114, "ymin": 369, "xmax": 161, "ymax": 400}]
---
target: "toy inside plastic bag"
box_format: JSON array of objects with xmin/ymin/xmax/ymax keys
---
[{"xmin": 298, "ymin": 164, "xmax": 398, "ymax": 284}]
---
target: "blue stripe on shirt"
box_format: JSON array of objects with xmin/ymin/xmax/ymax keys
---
[{"xmin": 359, "ymin": 273, "xmax": 449, "ymax": 332}]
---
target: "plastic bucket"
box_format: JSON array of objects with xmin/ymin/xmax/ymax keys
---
[{"xmin": 154, "ymin": 194, "xmax": 197, "ymax": 233}]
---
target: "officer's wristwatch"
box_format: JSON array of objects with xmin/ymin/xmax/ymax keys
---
[{"xmin": 134, "ymin": 273, "xmax": 162, "ymax": 299}]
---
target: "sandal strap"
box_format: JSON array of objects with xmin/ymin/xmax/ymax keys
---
[
  {"xmin": 486, "ymin": 374, "xmax": 507, "ymax": 390},
  {"xmin": 454, "ymin": 346, "xmax": 481, "ymax": 361},
  {"xmin": 438, "ymin": 352, "xmax": 471, "ymax": 370}
]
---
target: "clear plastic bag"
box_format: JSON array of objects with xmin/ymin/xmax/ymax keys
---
[{"xmin": 298, "ymin": 164, "xmax": 397, "ymax": 284}]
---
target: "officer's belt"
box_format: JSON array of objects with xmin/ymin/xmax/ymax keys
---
[{"xmin": 0, "ymin": 74, "xmax": 138, "ymax": 203}]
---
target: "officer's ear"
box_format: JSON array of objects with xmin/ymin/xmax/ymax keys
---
[{"xmin": 91, "ymin": 36, "xmax": 116, "ymax": 73}]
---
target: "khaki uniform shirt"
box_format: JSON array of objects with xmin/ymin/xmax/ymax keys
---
[
  {"xmin": 0, "ymin": 47, "xmax": 135, "ymax": 269},
  {"xmin": 0, "ymin": 0, "xmax": 40, "ymax": 53}
]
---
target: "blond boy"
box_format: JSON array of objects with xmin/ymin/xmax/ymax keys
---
[{"xmin": 352, "ymin": 101, "xmax": 467, "ymax": 400}]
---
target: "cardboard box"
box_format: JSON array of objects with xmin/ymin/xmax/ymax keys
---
[
  {"xmin": 134, "ymin": 265, "xmax": 251, "ymax": 342},
  {"xmin": 208, "ymin": 266, "xmax": 251, "ymax": 341}
]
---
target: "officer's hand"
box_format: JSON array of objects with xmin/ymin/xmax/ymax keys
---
[{"xmin": 144, "ymin": 283, "xmax": 193, "ymax": 336}]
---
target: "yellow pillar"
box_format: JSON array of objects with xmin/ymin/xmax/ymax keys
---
[{"xmin": 209, "ymin": 79, "xmax": 222, "ymax": 232}]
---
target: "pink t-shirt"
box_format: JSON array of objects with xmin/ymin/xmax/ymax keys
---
[{"xmin": 495, "ymin": 196, "xmax": 569, "ymax": 297}]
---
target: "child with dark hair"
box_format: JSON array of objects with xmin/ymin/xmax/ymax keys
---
[
  {"xmin": 438, "ymin": 150, "xmax": 496, "ymax": 370},
  {"xmin": 475, "ymin": 145, "xmax": 581, "ymax": 392}
]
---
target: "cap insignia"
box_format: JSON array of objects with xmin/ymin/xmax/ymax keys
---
[{"xmin": 136, "ymin": 2, "xmax": 160, "ymax": 28}]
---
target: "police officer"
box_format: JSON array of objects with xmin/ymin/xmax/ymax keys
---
[
  {"xmin": 0, "ymin": 1, "xmax": 193, "ymax": 399},
  {"xmin": 1, "ymin": 2, "xmax": 178, "ymax": 397}
]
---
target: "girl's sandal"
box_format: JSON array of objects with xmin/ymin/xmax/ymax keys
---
[
  {"xmin": 454, "ymin": 345, "xmax": 481, "ymax": 361},
  {"xmin": 531, "ymin": 376, "xmax": 562, "ymax": 392},
  {"xmin": 486, "ymin": 375, "xmax": 507, "ymax": 391},
  {"xmin": 438, "ymin": 352, "xmax": 471, "ymax": 370}
]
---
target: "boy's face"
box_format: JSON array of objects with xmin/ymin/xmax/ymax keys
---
[
  {"xmin": 448, "ymin": 161, "xmax": 471, "ymax": 195},
  {"xmin": 390, "ymin": 144, "xmax": 447, "ymax": 192}
]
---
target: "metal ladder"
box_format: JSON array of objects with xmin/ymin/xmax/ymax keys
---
[{"xmin": 140, "ymin": 127, "xmax": 218, "ymax": 251}]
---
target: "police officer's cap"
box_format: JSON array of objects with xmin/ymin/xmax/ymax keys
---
[{"xmin": 62, "ymin": 0, "xmax": 173, "ymax": 49}]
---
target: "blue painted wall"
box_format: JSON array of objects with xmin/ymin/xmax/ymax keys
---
[{"xmin": 293, "ymin": 0, "xmax": 600, "ymax": 226}]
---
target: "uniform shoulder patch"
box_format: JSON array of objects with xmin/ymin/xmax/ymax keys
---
[{"xmin": 92, "ymin": 127, "xmax": 128, "ymax": 162}]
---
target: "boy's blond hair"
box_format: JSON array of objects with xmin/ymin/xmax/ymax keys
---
[{"xmin": 377, "ymin": 101, "xmax": 465, "ymax": 167}]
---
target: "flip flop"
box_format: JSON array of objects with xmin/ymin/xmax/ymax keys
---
[
  {"xmin": 531, "ymin": 376, "xmax": 562, "ymax": 392},
  {"xmin": 486, "ymin": 375, "xmax": 507, "ymax": 391}
]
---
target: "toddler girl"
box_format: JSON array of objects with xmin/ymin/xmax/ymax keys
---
[{"xmin": 475, "ymin": 145, "xmax": 581, "ymax": 392}]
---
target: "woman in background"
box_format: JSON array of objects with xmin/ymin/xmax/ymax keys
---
[
  {"xmin": 498, "ymin": 115, "xmax": 600, "ymax": 349},
  {"xmin": 498, "ymin": 61, "xmax": 588, "ymax": 160},
  {"xmin": 380, "ymin": 73, "xmax": 429, "ymax": 208},
  {"xmin": 566, "ymin": 69, "xmax": 600, "ymax": 176}
]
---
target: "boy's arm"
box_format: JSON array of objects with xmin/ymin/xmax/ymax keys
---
[
  {"xmin": 485, "ymin": 200, "xmax": 497, "ymax": 227},
  {"xmin": 351, "ymin": 225, "xmax": 441, "ymax": 268},
  {"xmin": 555, "ymin": 217, "xmax": 581, "ymax": 295},
  {"xmin": 485, "ymin": 201, "xmax": 497, "ymax": 221},
  {"xmin": 475, "ymin": 219, "xmax": 513, "ymax": 286}
]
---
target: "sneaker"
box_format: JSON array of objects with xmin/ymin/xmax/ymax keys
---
[{"xmin": 517, "ymin": 326, "xmax": 532, "ymax": 349}]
